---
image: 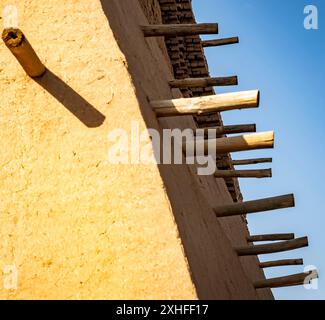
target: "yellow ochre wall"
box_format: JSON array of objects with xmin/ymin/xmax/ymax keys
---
[
  {"xmin": 0, "ymin": 0, "xmax": 273, "ymax": 300},
  {"xmin": 0, "ymin": 0, "xmax": 197, "ymax": 299}
]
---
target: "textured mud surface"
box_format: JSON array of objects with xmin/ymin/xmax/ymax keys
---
[
  {"xmin": 0, "ymin": 0, "xmax": 272, "ymax": 300},
  {"xmin": 0, "ymin": 0, "xmax": 196, "ymax": 299}
]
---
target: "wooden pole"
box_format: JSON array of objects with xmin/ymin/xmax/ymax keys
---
[
  {"xmin": 247, "ymin": 233, "xmax": 295, "ymax": 242},
  {"xmin": 2, "ymin": 28, "xmax": 46, "ymax": 78},
  {"xmin": 141, "ymin": 23, "xmax": 218, "ymax": 37},
  {"xmin": 214, "ymin": 169, "xmax": 272, "ymax": 179},
  {"xmin": 202, "ymin": 37, "xmax": 239, "ymax": 47},
  {"xmin": 197, "ymin": 124, "xmax": 256, "ymax": 137},
  {"xmin": 185, "ymin": 131, "xmax": 274, "ymax": 155},
  {"xmin": 214, "ymin": 194, "xmax": 294, "ymax": 218},
  {"xmin": 151, "ymin": 90, "xmax": 260, "ymax": 117},
  {"xmin": 254, "ymin": 270, "xmax": 318, "ymax": 289},
  {"xmin": 169, "ymin": 76, "xmax": 238, "ymax": 88},
  {"xmin": 232, "ymin": 158, "xmax": 273, "ymax": 166},
  {"xmin": 236, "ymin": 237, "xmax": 308, "ymax": 256},
  {"xmin": 260, "ymin": 259, "xmax": 304, "ymax": 269}
]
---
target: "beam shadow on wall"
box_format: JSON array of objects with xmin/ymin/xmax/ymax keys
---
[{"xmin": 34, "ymin": 69, "xmax": 106, "ymax": 128}]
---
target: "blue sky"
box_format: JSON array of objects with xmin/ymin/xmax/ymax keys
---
[{"xmin": 193, "ymin": 0, "xmax": 324, "ymax": 300}]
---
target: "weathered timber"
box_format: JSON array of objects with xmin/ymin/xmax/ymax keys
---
[
  {"xmin": 142, "ymin": 23, "xmax": 218, "ymax": 37},
  {"xmin": 254, "ymin": 270, "xmax": 318, "ymax": 289},
  {"xmin": 2, "ymin": 28, "xmax": 46, "ymax": 77},
  {"xmin": 232, "ymin": 158, "xmax": 273, "ymax": 166},
  {"xmin": 197, "ymin": 124, "xmax": 256, "ymax": 137},
  {"xmin": 185, "ymin": 131, "xmax": 274, "ymax": 155},
  {"xmin": 260, "ymin": 259, "xmax": 304, "ymax": 269},
  {"xmin": 236, "ymin": 237, "xmax": 308, "ymax": 256},
  {"xmin": 214, "ymin": 169, "xmax": 272, "ymax": 179},
  {"xmin": 151, "ymin": 90, "xmax": 260, "ymax": 117},
  {"xmin": 247, "ymin": 233, "xmax": 295, "ymax": 242},
  {"xmin": 202, "ymin": 37, "xmax": 239, "ymax": 47},
  {"xmin": 169, "ymin": 76, "xmax": 238, "ymax": 88},
  {"xmin": 214, "ymin": 194, "xmax": 294, "ymax": 218}
]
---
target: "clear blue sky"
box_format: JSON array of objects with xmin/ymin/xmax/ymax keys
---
[{"xmin": 193, "ymin": 0, "xmax": 324, "ymax": 300}]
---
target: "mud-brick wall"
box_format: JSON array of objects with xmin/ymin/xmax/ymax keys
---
[
  {"xmin": 0, "ymin": 0, "xmax": 273, "ymax": 299},
  {"xmin": 154, "ymin": 0, "xmax": 244, "ymax": 203},
  {"xmin": 137, "ymin": 0, "xmax": 274, "ymax": 300},
  {"xmin": 0, "ymin": 0, "xmax": 198, "ymax": 299}
]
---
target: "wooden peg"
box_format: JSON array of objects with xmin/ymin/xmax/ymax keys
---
[
  {"xmin": 169, "ymin": 76, "xmax": 238, "ymax": 88},
  {"xmin": 185, "ymin": 131, "xmax": 274, "ymax": 155},
  {"xmin": 2, "ymin": 28, "xmax": 46, "ymax": 77},
  {"xmin": 254, "ymin": 270, "xmax": 318, "ymax": 289},
  {"xmin": 202, "ymin": 37, "xmax": 239, "ymax": 47},
  {"xmin": 260, "ymin": 259, "xmax": 304, "ymax": 269},
  {"xmin": 214, "ymin": 169, "xmax": 272, "ymax": 179},
  {"xmin": 214, "ymin": 194, "xmax": 294, "ymax": 218},
  {"xmin": 232, "ymin": 158, "xmax": 273, "ymax": 166},
  {"xmin": 247, "ymin": 233, "xmax": 295, "ymax": 242},
  {"xmin": 197, "ymin": 124, "xmax": 256, "ymax": 137},
  {"xmin": 236, "ymin": 237, "xmax": 308, "ymax": 256},
  {"xmin": 151, "ymin": 90, "xmax": 260, "ymax": 117},
  {"xmin": 142, "ymin": 23, "xmax": 218, "ymax": 37}
]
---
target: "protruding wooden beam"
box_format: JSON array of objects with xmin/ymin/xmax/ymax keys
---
[
  {"xmin": 2, "ymin": 28, "xmax": 46, "ymax": 77},
  {"xmin": 214, "ymin": 169, "xmax": 272, "ymax": 179},
  {"xmin": 254, "ymin": 270, "xmax": 318, "ymax": 289},
  {"xmin": 185, "ymin": 131, "xmax": 274, "ymax": 155},
  {"xmin": 197, "ymin": 124, "xmax": 256, "ymax": 137},
  {"xmin": 260, "ymin": 259, "xmax": 304, "ymax": 269},
  {"xmin": 169, "ymin": 76, "xmax": 238, "ymax": 89},
  {"xmin": 141, "ymin": 23, "xmax": 218, "ymax": 37},
  {"xmin": 236, "ymin": 237, "xmax": 308, "ymax": 256},
  {"xmin": 247, "ymin": 233, "xmax": 295, "ymax": 242},
  {"xmin": 214, "ymin": 194, "xmax": 294, "ymax": 218},
  {"xmin": 202, "ymin": 37, "xmax": 239, "ymax": 47},
  {"xmin": 232, "ymin": 158, "xmax": 273, "ymax": 166},
  {"xmin": 151, "ymin": 90, "xmax": 260, "ymax": 117}
]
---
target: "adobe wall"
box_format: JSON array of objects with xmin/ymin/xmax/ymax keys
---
[
  {"xmin": 0, "ymin": 0, "xmax": 273, "ymax": 299},
  {"xmin": 0, "ymin": 0, "xmax": 197, "ymax": 299},
  {"xmin": 137, "ymin": 0, "xmax": 273, "ymax": 300}
]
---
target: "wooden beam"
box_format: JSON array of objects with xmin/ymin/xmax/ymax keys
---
[
  {"xmin": 247, "ymin": 233, "xmax": 295, "ymax": 242},
  {"xmin": 151, "ymin": 90, "xmax": 260, "ymax": 117},
  {"xmin": 232, "ymin": 158, "xmax": 273, "ymax": 166},
  {"xmin": 169, "ymin": 76, "xmax": 238, "ymax": 88},
  {"xmin": 236, "ymin": 237, "xmax": 308, "ymax": 256},
  {"xmin": 214, "ymin": 169, "xmax": 272, "ymax": 179},
  {"xmin": 185, "ymin": 131, "xmax": 274, "ymax": 155},
  {"xmin": 254, "ymin": 270, "xmax": 318, "ymax": 289},
  {"xmin": 141, "ymin": 23, "xmax": 218, "ymax": 37},
  {"xmin": 202, "ymin": 37, "xmax": 239, "ymax": 47},
  {"xmin": 2, "ymin": 28, "xmax": 46, "ymax": 77},
  {"xmin": 260, "ymin": 259, "xmax": 304, "ymax": 269},
  {"xmin": 197, "ymin": 124, "xmax": 256, "ymax": 137},
  {"xmin": 214, "ymin": 194, "xmax": 294, "ymax": 218}
]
